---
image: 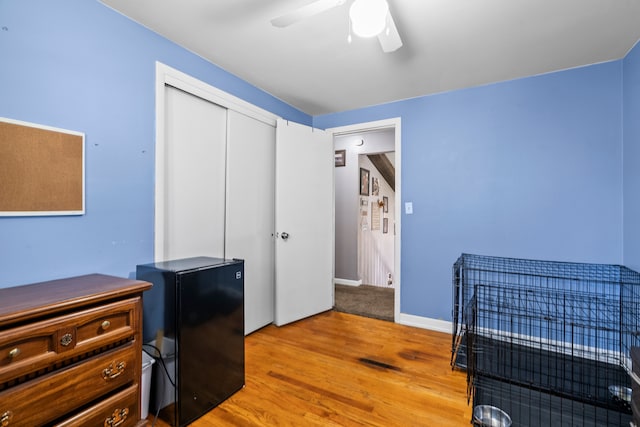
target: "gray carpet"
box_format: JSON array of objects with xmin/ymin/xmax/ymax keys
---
[{"xmin": 334, "ymin": 284, "xmax": 394, "ymax": 322}]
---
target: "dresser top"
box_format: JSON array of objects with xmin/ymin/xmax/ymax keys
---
[{"xmin": 0, "ymin": 273, "xmax": 152, "ymax": 327}]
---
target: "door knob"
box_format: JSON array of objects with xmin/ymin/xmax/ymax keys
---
[{"xmin": 281, "ymin": 232, "xmax": 289, "ymax": 241}]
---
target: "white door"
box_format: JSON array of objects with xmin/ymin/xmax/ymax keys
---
[
  {"xmin": 274, "ymin": 119, "xmax": 334, "ymax": 326},
  {"xmin": 225, "ymin": 110, "xmax": 276, "ymax": 334},
  {"xmin": 161, "ymin": 86, "xmax": 227, "ymax": 260}
]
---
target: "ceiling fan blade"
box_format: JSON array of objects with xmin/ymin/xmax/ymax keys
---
[
  {"xmin": 271, "ymin": 0, "xmax": 346, "ymax": 28},
  {"xmin": 378, "ymin": 11, "xmax": 403, "ymax": 53}
]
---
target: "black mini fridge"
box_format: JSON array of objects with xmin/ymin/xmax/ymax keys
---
[{"xmin": 137, "ymin": 257, "xmax": 244, "ymax": 426}]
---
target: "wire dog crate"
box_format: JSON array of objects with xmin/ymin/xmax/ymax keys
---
[{"xmin": 451, "ymin": 254, "xmax": 640, "ymax": 426}]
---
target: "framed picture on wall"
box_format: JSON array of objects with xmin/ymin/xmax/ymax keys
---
[
  {"xmin": 359, "ymin": 168, "xmax": 370, "ymax": 196},
  {"xmin": 383, "ymin": 217, "xmax": 388, "ymax": 234},
  {"xmin": 383, "ymin": 196, "xmax": 388, "ymax": 213},
  {"xmin": 334, "ymin": 149, "xmax": 346, "ymax": 167},
  {"xmin": 371, "ymin": 177, "xmax": 379, "ymax": 196}
]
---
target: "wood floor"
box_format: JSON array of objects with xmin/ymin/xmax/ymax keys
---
[{"xmin": 147, "ymin": 310, "xmax": 471, "ymax": 426}]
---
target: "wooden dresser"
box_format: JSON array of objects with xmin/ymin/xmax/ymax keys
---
[{"xmin": 0, "ymin": 274, "xmax": 152, "ymax": 427}]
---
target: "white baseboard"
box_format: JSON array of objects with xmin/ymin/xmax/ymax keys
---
[
  {"xmin": 397, "ymin": 313, "xmax": 452, "ymax": 334},
  {"xmin": 334, "ymin": 278, "xmax": 362, "ymax": 286}
]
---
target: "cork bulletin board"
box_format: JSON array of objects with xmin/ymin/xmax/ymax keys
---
[{"xmin": 0, "ymin": 117, "xmax": 85, "ymax": 216}]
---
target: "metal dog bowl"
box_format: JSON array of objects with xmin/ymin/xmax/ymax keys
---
[
  {"xmin": 473, "ymin": 405, "xmax": 512, "ymax": 427},
  {"xmin": 608, "ymin": 385, "xmax": 632, "ymax": 403}
]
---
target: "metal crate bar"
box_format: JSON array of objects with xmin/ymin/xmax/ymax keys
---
[{"xmin": 451, "ymin": 253, "xmax": 640, "ymax": 425}]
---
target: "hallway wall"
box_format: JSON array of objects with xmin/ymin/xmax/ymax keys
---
[
  {"xmin": 358, "ymin": 154, "xmax": 395, "ymax": 287},
  {"xmin": 334, "ymin": 130, "xmax": 395, "ymax": 283}
]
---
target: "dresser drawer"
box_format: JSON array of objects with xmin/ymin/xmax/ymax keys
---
[
  {"xmin": 0, "ymin": 343, "xmax": 136, "ymax": 427},
  {"xmin": 0, "ymin": 297, "xmax": 140, "ymax": 384},
  {"xmin": 55, "ymin": 384, "xmax": 140, "ymax": 427}
]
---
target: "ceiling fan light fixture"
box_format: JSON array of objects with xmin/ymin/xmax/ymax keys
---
[{"xmin": 349, "ymin": 0, "xmax": 389, "ymax": 38}]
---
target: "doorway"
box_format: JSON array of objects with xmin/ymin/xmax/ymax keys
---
[{"xmin": 330, "ymin": 120, "xmax": 401, "ymax": 322}]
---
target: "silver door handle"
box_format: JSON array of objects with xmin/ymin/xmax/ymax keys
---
[{"xmin": 281, "ymin": 232, "xmax": 289, "ymax": 241}]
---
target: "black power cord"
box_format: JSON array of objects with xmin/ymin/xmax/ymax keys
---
[{"xmin": 143, "ymin": 343, "xmax": 177, "ymax": 427}]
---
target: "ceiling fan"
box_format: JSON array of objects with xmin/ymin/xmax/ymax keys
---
[{"xmin": 271, "ymin": 0, "xmax": 403, "ymax": 53}]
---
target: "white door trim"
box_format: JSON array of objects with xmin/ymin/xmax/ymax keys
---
[
  {"xmin": 154, "ymin": 62, "xmax": 279, "ymax": 261},
  {"xmin": 326, "ymin": 118, "xmax": 402, "ymax": 321},
  {"xmin": 156, "ymin": 62, "xmax": 278, "ymax": 126}
]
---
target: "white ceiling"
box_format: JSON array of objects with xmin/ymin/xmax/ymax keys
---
[{"xmin": 100, "ymin": 0, "xmax": 640, "ymax": 116}]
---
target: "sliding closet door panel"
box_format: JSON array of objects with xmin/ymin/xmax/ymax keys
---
[
  {"xmin": 163, "ymin": 86, "xmax": 227, "ymax": 260},
  {"xmin": 226, "ymin": 110, "xmax": 276, "ymax": 334}
]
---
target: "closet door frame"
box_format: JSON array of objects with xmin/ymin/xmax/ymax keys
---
[{"xmin": 154, "ymin": 62, "xmax": 278, "ymax": 261}]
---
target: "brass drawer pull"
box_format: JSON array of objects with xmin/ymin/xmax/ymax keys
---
[
  {"xmin": 101, "ymin": 320, "xmax": 111, "ymax": 330},
  {"xmin": 60, "ymin": 333, "xmax": 73, "ymax": 347},
  {"xmin": 8, "ymin": 348, "xmax": 20, "ymax": 359},
  {"xmin": 102, "ymin": 361, "xmax": 127, "ymax": 380},
  {"xmin": 103, "ymin": 407, "xmax": 128, "ymax": 427},
  {"xmin": 1, "ymin": 411, "xmax": 13, "ymax": 427}
]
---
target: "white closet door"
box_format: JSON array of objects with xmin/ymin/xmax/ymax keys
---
[
  {"xmin": 225, "ymin": 111, "xmax": 276, "ymax": 335},
  {"xmin": 162, "ymin": 86, "xmax": 227, "ymax": 261}
]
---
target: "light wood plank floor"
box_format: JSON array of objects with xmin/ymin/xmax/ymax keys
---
[{"xmin": 147, "ymin": 310, "xmax": 471, "ymax": 426}]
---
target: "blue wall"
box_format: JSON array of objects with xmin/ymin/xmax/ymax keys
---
[
  {"xmin": 624, "ymin": 41, "xmax": 640, "ymax": 272},
  {"xmin": 0, "ymin": 0, "xmax": 310, "ymax": 288},
  {"xmin": 316, "ymin": 62, "xmax": 624, "ymax": 321},
  {"xmin": 1, "ymin": 0, "xmax": 636, "ymax": 325}
]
